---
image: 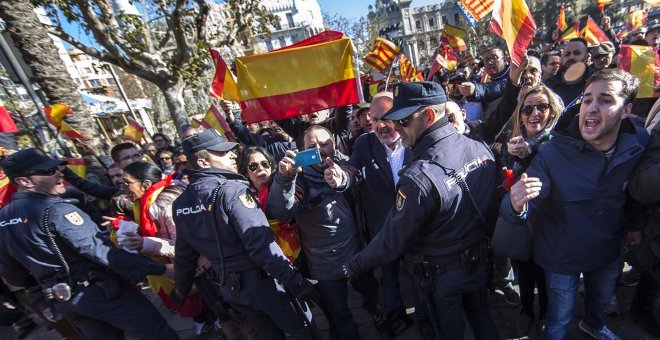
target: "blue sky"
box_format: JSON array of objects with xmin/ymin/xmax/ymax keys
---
[{"xmin": 318, "ymin": 0, "xmax": 440, "ymax": 19}]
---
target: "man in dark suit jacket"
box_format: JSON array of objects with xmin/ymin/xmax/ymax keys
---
[{"xmin": 340, "ymin": 91, "xmax": 415, "ymax": 336}]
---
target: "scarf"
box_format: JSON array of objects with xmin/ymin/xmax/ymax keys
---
[{"xmin": 136, "ymin": 174, "xmax": 173, "ymax": 237}]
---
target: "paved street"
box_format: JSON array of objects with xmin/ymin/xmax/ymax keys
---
[{"xmin": 2, "ymin": 270, "xmax": 658, "ymax": 340}]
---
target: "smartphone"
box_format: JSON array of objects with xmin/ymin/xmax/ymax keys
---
[{"xmin": 294, "ymin": 149, "xmax": 322, "ymax": 168}]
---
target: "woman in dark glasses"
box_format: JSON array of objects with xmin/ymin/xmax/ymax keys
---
[{"xmin": 237, "ymin": 146, "xmax": 301, "ymax": 265}]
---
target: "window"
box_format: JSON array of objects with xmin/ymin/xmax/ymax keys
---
[
  {"xmin": 286, "ymin": 13, "xmax": 295, "ymax": 28},
  {"xmin": 416, "ymin": 20, "xmax": 422, "ymax": 31},
  {"xmin": 84, "ymin": 67, "xmax": 92, "ymax": 74},
  {"xmin": 89, "ymin": 79, "xmax": 101, "ymax": 87},
  {"xmin": 454, "ymin": 13, "xmax": 460, "ymax": 25},
  {"xmin": 442, "ymin": 16, "xmax": 447, "ymax": 25},
  {"xmin": 429, "ymin": 18, "xmax": 435, "ymax": 27},
  {"xmin": 107, "ymin": 78, "xmax": 117, "ymax": 85},
  {"xmin": 278, "ymin": 37, "xmax": 286, "ymax": 47},
  {"xmin": 273, "ymin": 20, "xmax": 281, "ymax": 30},
  {"xmin": 266, "ymin": 40, "xmax": 274, "ymax": 51}
]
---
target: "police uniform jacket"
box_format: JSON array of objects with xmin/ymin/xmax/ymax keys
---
[
  {"xmin": 172, "ymin": 168, "xmax": 303, "ymax": 297},
  {"xmin": 500, "ymin": 117, "xmax": 649, "ymax": 275},
  {"xmin": 268, "ymin": 151, "xmax": 360, "ymax": 280},
  {"xmin": 0, "ymin": 192, "xmax": 165, "ymax": 288},
  {"xmin": 347, "ymin": 118, "xmax": 497, "ymax": 275}
]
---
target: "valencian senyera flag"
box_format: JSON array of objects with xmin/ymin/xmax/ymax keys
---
[
  {"xmin": 209, "ymin": 31, "xmax": 362, "ymax": 123},
  {"xmin": 441, "ymin": 24, "xmax": 468, "ymax": 52},
  {"xmin": 398, "ymin": 54, "xmax": 423, "ymax": 82},
  {"xmin": 457, "ymin": 0, "xmax": 495, "ymax": 27},
  {"xmin": 364, "ymin": 37, "xmax": 401, "ymax": 74},
  {"xmin": 123, "ymin": 120, "xmax": 144, "ymax": 144},
  {"xmin": 582, "ymin": 16, "xmax": 610, "ymax": 46},
  {"xmin": 489, "ymin": 0, "xmax": 537, "ymax": 66},
  {"xmin": 618, "ymin": 45, "xmax": 660, "ymax": 98},
  {"xmin": 200, "ymin": 105, "xmax": 236, "ymax": 141}
]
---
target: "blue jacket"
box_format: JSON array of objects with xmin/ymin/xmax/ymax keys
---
[
  {"xmin": 345, "ymin": 132, "xmax": 411, "ymax": 239},
  {"xmin": 500, "ymin": 118, "xmax": 649, "ymax": 275},
  {"xmin": 347, "ymin": 118, "xmax": 497, "ymax": 275},
  {"xmin": 0, "ymin": 192, "xmax": 164, "ymax": 287}
]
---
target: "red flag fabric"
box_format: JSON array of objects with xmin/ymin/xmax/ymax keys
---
[
  {"xmin": 0, "ymin": 106, "xmax": 18, "ymax": 133},
  {"xmin": 122, "ymin": 120, "xmax": 144, "ymax": 143},
  {"xmin": 209, "ymin": 49, "xmax": 240, "ymax": 101},
  {"xmin": 618, "ymin": 44, "xmax": 660, "ymax": 98},
  {"xmin": 440, "ymin": 24, "xmax": 468, "ymax": 52},
  {"xmin": 364, "ymin": 38, "xmax": 401, "ymax": 74},
  {"xmin": 44, "ymin": 103, "xmax": 72, "ymax": 128},
  {"xmin": 0, "ymin": 176, "xmax": 16, "ymax": 209},
  {"xmin": 201, "ymin": 105, "xmax": 236, "ymax": 141},
  {"xmin": 488, "ymin": 0, "xmax": 537, "ymax": 66},
  {"xmin": 273, "ymin": 30, "xmax": 344, "ymax": 51},
  {"xmin": 63, "ymin": 157, "xmax": 87, "ymax": 179},
  {"xmin": 399, "ymin": 54, "xmax": 423, "ymax": 82},
  {"xmin": 581, "ymin": 16, "xmax": 610, "ymax": 46},
  {"xmin": 457, "ymin": 0, "xmax": 495, "ymax": 26},
  {"xmin": 559, "ymin": 22, "xmax": 581, "ymax": 41}
]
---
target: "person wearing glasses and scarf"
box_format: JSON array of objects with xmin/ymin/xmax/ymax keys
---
[{"xmin": 237, "ymin": 146, "xmax": 301, "ymax": 264}]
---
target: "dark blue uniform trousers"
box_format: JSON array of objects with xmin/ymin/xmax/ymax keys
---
[
  {"xmin": 431, "ymin": 262, "xmax": 500, "ymax": 340},
  {"xmin": 54, "ymin": 282, "xmax": 178, "ymax": 340}
]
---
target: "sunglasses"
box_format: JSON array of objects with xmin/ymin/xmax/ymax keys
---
[
  {"xmin": 248, "ymin": 161, "xmax": 271, "ymax": 172},
  {"xmin": 521, "ymin": 103, "xmax": 550, "ymax": 116},
  {"xmin": 395, "ymin": 108, "xmax": 426, "ymax": 127},
  {"xmin": 119, "ymin": 152, "xmax": 144, "ymax": 162},
  {"xmin": 24, "ymin": 167, "xmax": 60, "ymax": 177},
  {"xmin": 159, "ymin": 157, "xmax": 172, "ymax": 161},
  {"xmin": 176, "ymin": 160, "xmax": 188, "ymax": 166}
]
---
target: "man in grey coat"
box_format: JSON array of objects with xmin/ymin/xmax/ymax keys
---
[{"xmin": 268, "ymin": 125, "xmax": 379, "ymax": 339}]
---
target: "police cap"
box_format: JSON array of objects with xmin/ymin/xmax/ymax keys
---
[
  {"xmin": 1, "ymin": 148, "xmax": 66, "ymax": 178},
  {"xmin": 383, "ymin": 81, "xmax": 447, "ymax": 121},
  {"xmin": 182, "ymin": 129, "xmax": 238, "ymax": 155}
]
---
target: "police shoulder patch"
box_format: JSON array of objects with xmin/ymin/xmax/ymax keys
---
[
  {"xmin": 238, "ymin": 193, "xmax": 257, "ymax": 209},
  {"xmin": 395, "ymin": 189, "xmax": 407, "ymax": 211},
  {"xmin": 64, "ymin": 212, "xmax": 84, "ymax": 225}
]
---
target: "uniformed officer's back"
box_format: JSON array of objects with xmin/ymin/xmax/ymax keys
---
[{"xmin": 0, "ymin": 148, "xmax": 177, "ymax": 340}]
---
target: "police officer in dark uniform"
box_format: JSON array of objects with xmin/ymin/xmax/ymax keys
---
[
  {"xmin": 170, "ymin": 129, "xmax": 319, "ymax": 339},
  {"xmin": 343, "ymin": 82, "xmax": 501, "ymax": 340},
  {"xmin": 0, "ymin": 148, "xmax": 178, "ymax": 340}
]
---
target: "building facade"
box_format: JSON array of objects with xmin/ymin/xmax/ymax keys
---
[
  {"xmin": 368, "ymin": 0, "xmax": 463, "ymax": 68},
  {"xmin": 256, "ymin": 0, "xmax": 325, "ymax": 52}
]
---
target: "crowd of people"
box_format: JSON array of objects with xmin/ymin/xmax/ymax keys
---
[{"xmin": 0, "ymin": 16, "xmax": 659, "ymax": 340}]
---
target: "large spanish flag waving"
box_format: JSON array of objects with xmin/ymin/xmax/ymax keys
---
[
  {"xmin": 618, "ymin": 45, "xmax": 660, "ymax": 98},
  {"xmin": 235, "ymin": 36, "xmax": 361, "ymax": 123},
  {"xmin": 581, "ymin": 16, "xmax": 610, "ymax": 46},
  {"xmin": 488, "ymin": 0, "xmax": 537, "ymax": 66}
]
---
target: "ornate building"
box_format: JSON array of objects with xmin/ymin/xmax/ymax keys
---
[
  {"xmin": 368, "ymin": 0, "xmax": 463, "ymax": 68},
  {"xmin": 256, "ymin": 0, "xmax": 325, "ymax": 52}
]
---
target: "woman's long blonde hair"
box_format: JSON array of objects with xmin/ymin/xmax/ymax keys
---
[{"xmin": 510, "ymin": 85, "xmax": 564, "ymax": 139}]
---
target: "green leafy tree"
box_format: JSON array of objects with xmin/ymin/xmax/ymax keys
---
[{"xmin": 34, "ymin": 0, "xmax": 276, "ymax": 129}]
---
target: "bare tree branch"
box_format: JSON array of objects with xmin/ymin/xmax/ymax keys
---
[{"xmin": 195, "ymin": 0, "xmax": 209, "ymax": 43}]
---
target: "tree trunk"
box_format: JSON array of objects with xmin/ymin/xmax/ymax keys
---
[
  {"xmin": 0, "ymin": 0, "xmax": 102, "ymax": 152},
  {"xmin": 159, "ymin": 81, "xmax": 189, "ymax": 130}
]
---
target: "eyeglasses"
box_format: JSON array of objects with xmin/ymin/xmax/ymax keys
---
[
  {"xmin": 159, "ymin": 157, "xmax": 172, "ymax": 161},
  {"xmin": 24, "ymin": 167, "xmax": 60, "ymax": 177},
  {"xmin": 118, "ymin": 152, "xmax": 144, "ymax": 163},
  {"xmin": 521, "ymin": 103, "xmax": 550, "ymax": 116},
  {"xmin": 248, "ymin": 161, "xmax": 271, "ymax": 172},
  {"xmin": 120, "ymin": 180, "xmax": 140, "ymax": 188},
  {"xmin": 394, "ymin": 108, "xmax": 426, "ymax": 127}
]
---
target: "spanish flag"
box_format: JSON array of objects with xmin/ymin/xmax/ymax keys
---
[
  {"xmin": 440, "ymin": 24, "xmax": 468, "ymax": 52},
  {"xmin": 44, "ymin": 103, "xmax": 72, "ymax": 128},
  {"xmin": 488, "ymin": 0, "xmax": 537, "ymax": 66},
  {"xmin": 581, "ymin": 17, "xmax": 610, "ymax": 46},
  {"xmin": 236, "ymin": 37, "xmax": 362, "ymax": 123},
  {"xmin": 364, "ymin": 37, "xmax": 401, "ymax": 74},
  {"xmin": 556, "ymin": 4, "xmax": 567, "ymax": 31},
  {"xmin": 63, "ymin": 157, "xmax": 87, "ymax": 178},
  {"xmin": 209, "ymin": 49, "xmax": 240, "ymax": 101},
  {"xmin": 200, "ymin": 105, "xmax": 236, "ymax": 141},
  {"xmin": 618, "ymin": 45, "xmax": 660, "ymax": 98},
  {"xmin": 60, "ymin": 121, "xmax": 85, "ymax": 139},
  {"xmin": 0, "ymin": 176, "xmax": 15, "ymax": 209},
  {"xmin": 399, "ymin": 54, "xmax": 423, "ymax": 82},
  {"xmin": 560, "ymin": 22, "xmax": 581, "ymax": 41},
  {"xmin": 123, "ymin": 120, "xmax": 144, "ymax": 144}
]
